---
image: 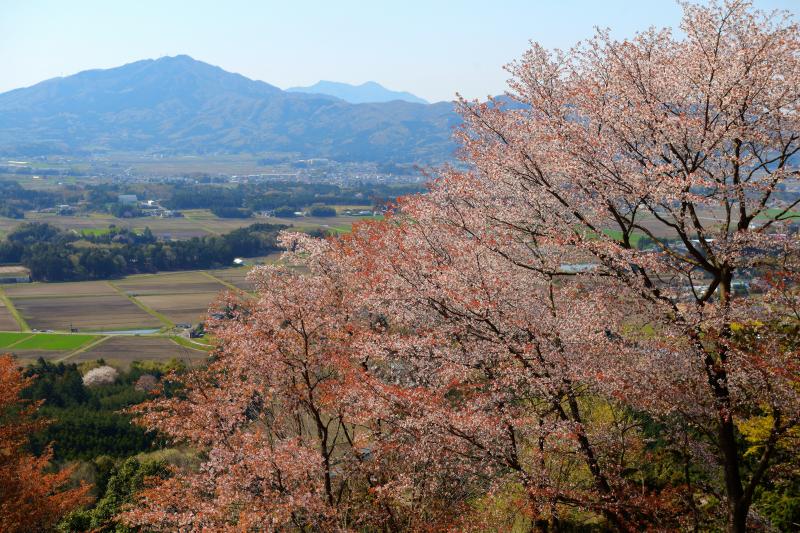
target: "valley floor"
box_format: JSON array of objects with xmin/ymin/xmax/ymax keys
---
[{"xmin": 0, "ymin": 264, "xmax": 269, "ymax": 368}]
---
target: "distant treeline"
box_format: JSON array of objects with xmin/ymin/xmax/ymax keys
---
[
  {"xmin": 0, "ymin": 222, "xmax": 288, "ymax": 281},
  {"xmin": 162, "ymin": 181, "xmax": 423, "ymax": 212},
  {"xmin": 0, "ymin": 180, "xmax": 63, "ymax": 218},
  {"xmin": 0, "ymin": 178, "xmax": 424, "ymax": 219}
]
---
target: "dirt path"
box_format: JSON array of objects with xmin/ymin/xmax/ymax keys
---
[
  {"xmin": 57, "ymin": 335, "xmax": 111, "ymax": 363},
  {"xmin": 0, "ymin": 287, "xmax": 30, "ymax": 331}
]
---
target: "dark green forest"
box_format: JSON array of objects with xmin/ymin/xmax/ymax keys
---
[
  {"xmin": 19, "ymin": 358, "xmax": 189, "ymax": 532},
  {"xmin": 0, "ymin": 222, "xmax": 288, "ymax": 281}
]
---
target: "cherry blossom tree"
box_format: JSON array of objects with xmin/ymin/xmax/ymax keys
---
[
  {"xmin": 82, "ymin": 365, "xmax": 119, "ymax": 388},
  {"xmin": 118, "ymin": 268, "xmax": 362, "ymax": 530},
  {"xmin": 325, "ymin": 185, "xmax": 683, "ymax": 529},
  {"xmin": 439, "ymin": 0, "xmax": 800, "ymax": 529},
  {"xmin": 123, "ymin": 1, "xmax": 798, "ymax": 531},
  {"xmin": 120, "ymin": 252, "xmax": 471, "ymax": 531}
]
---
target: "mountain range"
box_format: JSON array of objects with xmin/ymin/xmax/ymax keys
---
[
  {"xmin": 0, "ymin": 56, "xmax": 457, "ymax": 163},
  {"xmin": 286, "ymin": 80, "xmax": 428, "ymax": 104}
]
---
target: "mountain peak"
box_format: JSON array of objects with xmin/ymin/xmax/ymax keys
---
[
  {"xmin": 151, "ymin": 54, "xmax": 209, "ymax": 67},
  {"xmin": 287, "ymin": 80, "xmax": 428, "ymax": 105},
  {"xmin": 158, "ymin": 54, "xmax": 195, "ymax": 61},
  {"xmin": 0, "ymin": 56, "xmax": 456, "ymax": 162}
]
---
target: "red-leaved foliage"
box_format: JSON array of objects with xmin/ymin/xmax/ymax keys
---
[{"xmin": 0, "ymin": 354, "xmax": 90, "ymax": 533}]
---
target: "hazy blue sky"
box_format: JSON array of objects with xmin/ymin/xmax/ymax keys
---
[{"xmin": 1, "ymin": 0, "xmax": 798, "ymax": 102}]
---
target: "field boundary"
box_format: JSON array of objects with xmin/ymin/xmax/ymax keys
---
[
  {"xmin": 0, "ymin": 287, "xmax": 31, "ymax": 332},
  {"xmin": 4, "ymin": 333, "xmax": 35, "ymax": 349},
  {"xmin": 0, "ymin": 293, "xmax": 120, "ymax": 300},
  {"xmin": 106, "ymin": 281, "xmax": 175, "ymax": 330},
  {"xmin": 200, "ymin": 271, "xmax": 253, "ymax": 298},
  {"xmin": 57, "ymin": 335, "xmax": 110, "ymax": 363}
]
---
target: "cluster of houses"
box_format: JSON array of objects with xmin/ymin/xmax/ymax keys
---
[
  {"xmin": 554, "ymin": 225, "xmax": 800, "ymax": 303},
  {"xmin": 340, "ymin": 208, "xmax": 377, "ymax": 216},
  {"xmin": 35, "ymin": 195, "xmax": 181, "ymax": 219},
  {"xmin": 118, "ymin": 195, "xmax": 182, "ymax": 218},
  {"xmin": 37, "ymin": 204, "xmax": 76, "ymax": 215},
  {"xmin": 258, "ymin": 208, "xmax": 378, "ymax": 218}
]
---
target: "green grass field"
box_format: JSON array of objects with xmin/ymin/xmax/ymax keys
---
[
  {"xmin": 10, "ymin": 333, "xmax": 98, "ymax": 351},
  {"xmin": 601, "ymin": 228, "xmax": 645, "ymax": 247},
  {"xmin": 171, "ymin": 335, "xmax": 214, "ymax": 351},
  {"xmin": 80, "ymin": 227, "xmax": 113, "ymax": 236},
  {"xmin": 0, "ymin": 332, "xmax": 33, "ymax": 348},
  {"xmin": 754, "ymin": 207, "xmax": 800, "ymax": 220}
]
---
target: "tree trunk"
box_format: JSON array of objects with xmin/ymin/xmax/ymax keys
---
[
  {"xmin": 717, "ymin": 272, "xmax": 749, "ymax": 533},
  {"xmin": 718, "ymin": 414, "xmax": 747, "ymax": 532},
  {"xmin": 729, "ymin": 500, "xmax": 749, "ymax": 533}
]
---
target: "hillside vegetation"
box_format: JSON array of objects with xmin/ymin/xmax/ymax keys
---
[{"xmin": 0, "ymin": 56, "xmax": 457, "ymax": 162}]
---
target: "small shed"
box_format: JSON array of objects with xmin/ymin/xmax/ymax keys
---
[
  {"xmin": 118, "ymin": 194, "xmax": 138, "ymax": 205},
  {"xmin": 0, "ymin": 266, "xmax": 31, "ymax": 284}
]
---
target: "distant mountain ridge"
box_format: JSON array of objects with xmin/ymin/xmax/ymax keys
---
[
  {"xmin": 287, "ymin": 80, "xmax": 428, "ymax": 104},
  {"xmin": 0, "ymin": 55, "xmax": 457, "ymax": 163}
]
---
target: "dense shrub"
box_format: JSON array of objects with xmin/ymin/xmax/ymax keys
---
[{"xmin": 308, "ymin": 205, "xmax": 337, "ymax": 217}]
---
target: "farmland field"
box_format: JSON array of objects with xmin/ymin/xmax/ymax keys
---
[
  {"xmin": 209, "ymin": 267, "xmax": 256, "ymax": 291},
  {"xmin": 1, "ymin": 330, "xmax": 206, "ymax": 368},
  {"xmin": 1, "ymin": 332, "xmax": 98, "ymax": 364},
  {"xmin": 73, "ymin": 335, "xmax": 207, "ymax": 367},
  {"xmin": 0, "ymin": 302, "xmax": 19, "ymax": 331},
  {"xmin": 0, "ymin": 207, "xmax": 373, "ymax": 241},
  {"xmin": 115, "ymin": 271, "xmax": 226, "ymax": 295},
  {"xmin": 134, "ymin": 292, "xmax": 222, "ymax": 324},
  {"xmin": 13, "ymin": 294, "xmax": 161, "ymax": 332},
  {"xmin": 9, "ymin": 212, "xmax": 222, "ymax": 239},
  {"xmin": 113, "ymin": 271, "xmax": 235, "ymax": 324},
  {"xmin": 10, "ymin": 333, "xmax": 96, "ymax": 351},
  {"xmin": 0, "ymin": 331, "xmax": 32, "ymax": 348},
  {"xmin": 8, "ymin": 350, "xmax": 71, "ymax": 363},
  {"xmin": 1, "ymin": 269, "xmax": 261, "ymax": 335},
  {"xmin": 4, "ymin": 280, "xmax": 119, "ymax": 298}
]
